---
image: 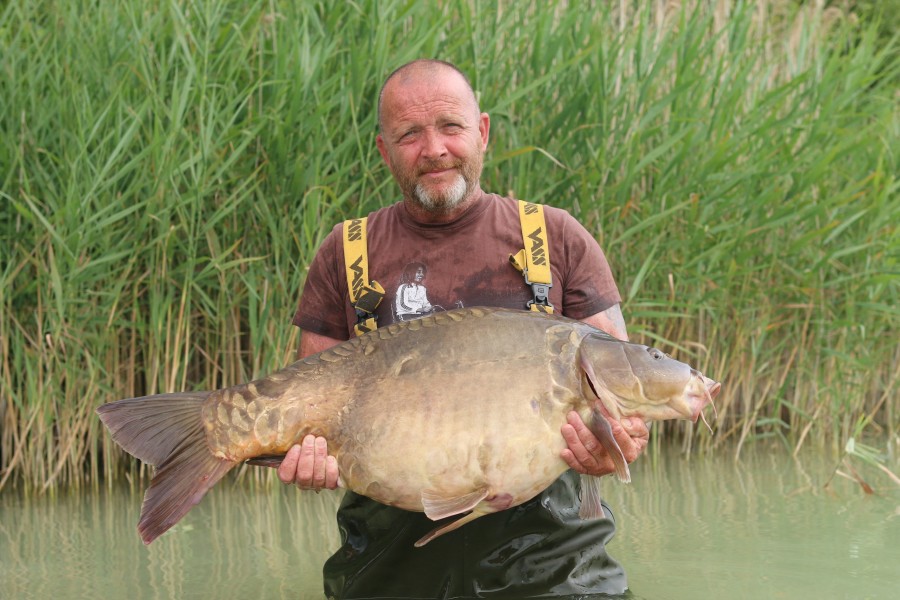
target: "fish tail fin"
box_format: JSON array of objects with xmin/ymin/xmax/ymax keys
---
[{"xmin": 97, "ymin": 392, "xmax": 237, "ymax": 544}]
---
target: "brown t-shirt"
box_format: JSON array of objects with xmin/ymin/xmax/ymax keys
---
[{"xmin": 293, "ymin": 192, "xmax": 621, "ymax": 338}]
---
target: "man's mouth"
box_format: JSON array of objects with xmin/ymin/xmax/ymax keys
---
[{"xmin": 419, "ymin": 163, "xmax": 457, "ymax": 177}]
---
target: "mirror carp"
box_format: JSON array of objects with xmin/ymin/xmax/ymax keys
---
[{"xmin": 97, "ymin": 307, "xmax": 720, "ymax": 546}]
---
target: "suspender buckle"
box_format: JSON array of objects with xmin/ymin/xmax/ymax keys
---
[
  {"xmin": 351, "ymin": 281, "xmax": 385, "ymax": 336},
  {"xmin": 528, "ymin": 282, "xmax": 552, "ymax": 307},
  {"xmin": 526, "ymin": 281, "xmax": 554, "ymax": 313},
  {"xmin": 353, "ymin": 312, "xmax": 378, "ymax": 336}
]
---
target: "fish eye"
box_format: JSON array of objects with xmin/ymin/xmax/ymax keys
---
[{"xmin": 647, "ymin": 348, "xmax": 665, "ymax": 360}]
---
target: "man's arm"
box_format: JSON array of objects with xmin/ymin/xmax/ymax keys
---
[
  {"xmin": 559, "ymin": 303, "xmax": 650, "ymax": 477},
  {"xmin": 580, "ymin": 303, "xmax": 628, "ymax": 341},
  {"xmin": 278, "ymin": 330, "xmax": 343, "ymax": 490},
  {"xmin": 296, "ymin": 329, "xmax": 342, "ymax": 360}
]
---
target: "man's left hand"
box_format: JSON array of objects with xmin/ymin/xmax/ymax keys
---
[{"xmin": 560, "ymin": 411, "xmax": 649, "ymax": 477}]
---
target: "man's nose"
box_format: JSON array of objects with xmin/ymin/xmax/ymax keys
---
[{"xmin": 421, "ymin": 129, "xmax": 448, "ymax": 159}]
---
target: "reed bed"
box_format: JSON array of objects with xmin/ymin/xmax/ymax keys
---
[{"xmin": 1, "ymin": 0, "xmax": 897, "ymax": 490}]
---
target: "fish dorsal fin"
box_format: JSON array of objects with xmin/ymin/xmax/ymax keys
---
[{"xmin": 421, "ymin": 486, "xmax": 490, "ymax": 521}]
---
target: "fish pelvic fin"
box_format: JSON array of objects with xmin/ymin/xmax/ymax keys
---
[
  {"xmin": 415, "ymin": 509, "xmax": 487, "ymax": 547},
  {"xmin": 578, "ymin": 474, "xmax": 605, "ymax": 519},
  {"xmin": 415, "ymin": 492, "xmax": 514, "ymax": 547},
  {"xmin": 421, "ymin": 486, "xmax": 489, "ymax": 521},
  {"xmin": 588, "ymin": 406, "xmax": 631, "ymax": 483},
  {"xmin": 97, "ymin": 392, "xmax": 237, "ymax": 544}
]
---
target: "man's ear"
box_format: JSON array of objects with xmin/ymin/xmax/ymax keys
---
[
  {"xmin": 376, "ymin": 134, "xmax": 390, "ymax": 164},
  {"xmin": 479, "ymin": 113, "xmax": 490, "ymax": 151}
]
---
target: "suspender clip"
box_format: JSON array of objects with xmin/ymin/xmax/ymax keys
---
[{"xmin": 528, "ymin": 282, "xmax": 553, "ymax": 312}]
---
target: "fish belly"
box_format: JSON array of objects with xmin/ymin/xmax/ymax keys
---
[{"xmin": 333, "ymin": 358, "xmax": 581, "ymax": 512}]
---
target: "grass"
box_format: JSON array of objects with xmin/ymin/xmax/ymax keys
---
[{"xmin": 1, "ymin": 0, "xmax": 897, "ymax": 490}]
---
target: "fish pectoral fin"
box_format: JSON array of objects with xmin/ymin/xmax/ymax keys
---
[
  {"xmin": 578, "ymin": 474, "xmax": 606, "ymax": 519},
  {"xmin": 421, "ymin": 486, "xmax": 490, "ymax": 521},
  {"xmin": 588, "ymin": 406, "xmax": 631, "ymax": 483},
  {"xmin": 415, "ymin": 506, "xmax": 490, "ymax": 547}
]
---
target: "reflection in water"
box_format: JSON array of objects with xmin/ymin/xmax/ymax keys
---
[
  {"xmin": 1, "ymin": 446, "xmax": 898, "ymax": 599},
  {"xmin": 0, "ymin": 479, "xmax": 341, "ymax": 599},
  {"xmin": 603, "ymin": 444, "xmax": 900, "ymax": 600}
]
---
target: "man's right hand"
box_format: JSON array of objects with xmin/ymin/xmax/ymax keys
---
[{"xmin": 277, "ymin": 434, "xmax": 340, "ymax": 490}]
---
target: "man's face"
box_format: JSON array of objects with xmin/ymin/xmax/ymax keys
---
[{"xmin": 376, "ymin": 69, "xmax": 490, "ymax": 215}]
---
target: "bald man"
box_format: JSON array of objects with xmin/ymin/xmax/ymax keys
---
[{"xmin": 286, "ymin": 59, "xmax": 648, "ymax": 598}]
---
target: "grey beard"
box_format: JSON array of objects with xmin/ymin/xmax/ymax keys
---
[{"xmin": 414, "ymin": 173, "xmax": 468, "ymax": 213}]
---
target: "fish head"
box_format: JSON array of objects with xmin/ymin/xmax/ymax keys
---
[{"xmin": 579, "ymin": 334, "xmax": 721, "ymax": 424}]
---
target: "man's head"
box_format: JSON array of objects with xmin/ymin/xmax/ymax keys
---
[{"xmin": 376, "ymin": 60, "xmax": 490, "ymax": 219}]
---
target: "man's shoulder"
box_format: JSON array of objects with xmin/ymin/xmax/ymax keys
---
[
  {"xmin": 317, "ymin": 203, "xmax": 404, "ymax": 246},
  {"xmin": 484, "ymin": 194, "xmax": 581, "ymax": 232},
  {"xmin": 340, "ymin": 201, "xmax": 404, "ymax": 228}
]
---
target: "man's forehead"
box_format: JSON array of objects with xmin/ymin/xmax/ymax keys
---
[
  {"xmin": 387, "ymin": 66, "xmax": 470, "ymax": 96},
  {"xmin": 379, "ymin": 63, "xmax": 479, "ymax": 128},
  {"xmin": 384, "ymin": 78, "xmax": 475, "ymax": 119}
]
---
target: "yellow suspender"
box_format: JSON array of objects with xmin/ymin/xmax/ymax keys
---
[
  {"xmin": 509, "ymin": 200, "xmax": 554, "ymax": 313},
  {"xmin": 342, "ymin": 216, "xmax": 385, "ymax": 336}
]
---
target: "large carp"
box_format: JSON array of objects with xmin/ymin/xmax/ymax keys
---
[{"xmin": 98, "ymin": 307, "xmax": 720, "ymax": 546}]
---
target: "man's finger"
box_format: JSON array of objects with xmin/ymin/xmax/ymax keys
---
[
  {"xmin": 569, "ymin": 411, "xmax": 604, "ymax": 455},
  {"xmin": 295, "ymin": 434, "xmax": 319, "ymax": 485},
  {"xmin": 325, "ymin": 455, "xmax": 340, "ymax": 489},
  {"xmin": 562, "ymin": 412, "xmax": 605, "ymax": 471},
  {"xmin": 610, "ymin": 417, "xmax": 649, "ymax": 463},
  {"xmin": 561, "ymin": 422, "xmax": 595, "ymax": 469},
  {"xmin": 311, "ymin": 436, "xmax": 328, "ymax": 487},
  {"xmin": 277, "ymin": 444, "xmax": 302, "ymax": 484}
]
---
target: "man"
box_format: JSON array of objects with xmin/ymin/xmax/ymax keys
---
[{"xmin": 283, "ymin": 59, "xmax": 649, "ymax": 598}]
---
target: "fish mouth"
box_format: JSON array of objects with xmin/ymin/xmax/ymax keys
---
[{"xmin": 689, "ymin": 373, "xmax": 721, "ymax": 430}]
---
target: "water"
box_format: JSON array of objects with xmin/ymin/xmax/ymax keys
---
[{"xmin": 1, "ymin": 444, "xmax": 898, "ymax": 600}]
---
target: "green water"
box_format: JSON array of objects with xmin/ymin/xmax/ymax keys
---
[{"xmin": 2, "ymin": 444, "xmax": 898, "ymax": 599}]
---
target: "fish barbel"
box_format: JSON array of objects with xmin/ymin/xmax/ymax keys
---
[{"xmin": 97, "ymin": 307, "xmax": 720, "ymax": 546}]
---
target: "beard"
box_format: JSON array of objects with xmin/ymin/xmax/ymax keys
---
[
  {"xmin": 394, "ymin": 154, "xmax": 482, "ymax": 215},
  {"xmin": 414, "ymin": 172, "xmax": 468, "ymax": 212}
]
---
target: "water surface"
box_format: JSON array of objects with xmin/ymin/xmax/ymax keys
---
[{"xmin": 2, "ymin": 444, "xmax": 897, "ymax": 599}]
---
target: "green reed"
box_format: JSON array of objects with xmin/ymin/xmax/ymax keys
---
[{"xmin": 1, "ymin": 0, "xmax": 897, "ymax": 489}]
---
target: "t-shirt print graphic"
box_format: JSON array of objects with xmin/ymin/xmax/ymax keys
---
[
  {"xmin": 392, "ymin": 261, "xmax": 467, "ymax": 322},
  {"xmin": 393, "ymin": 261, "xmax": 434, "ymax": 321}
]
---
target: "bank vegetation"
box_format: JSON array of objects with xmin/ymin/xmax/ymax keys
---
[{"xmin": 1, "ymin": 0, "xmax": 897, "ymax": 490}]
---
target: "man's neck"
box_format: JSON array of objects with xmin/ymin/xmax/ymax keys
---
[{"xmin": 402, "ymin": 189, "xmax": 484, "ymax": 224}]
